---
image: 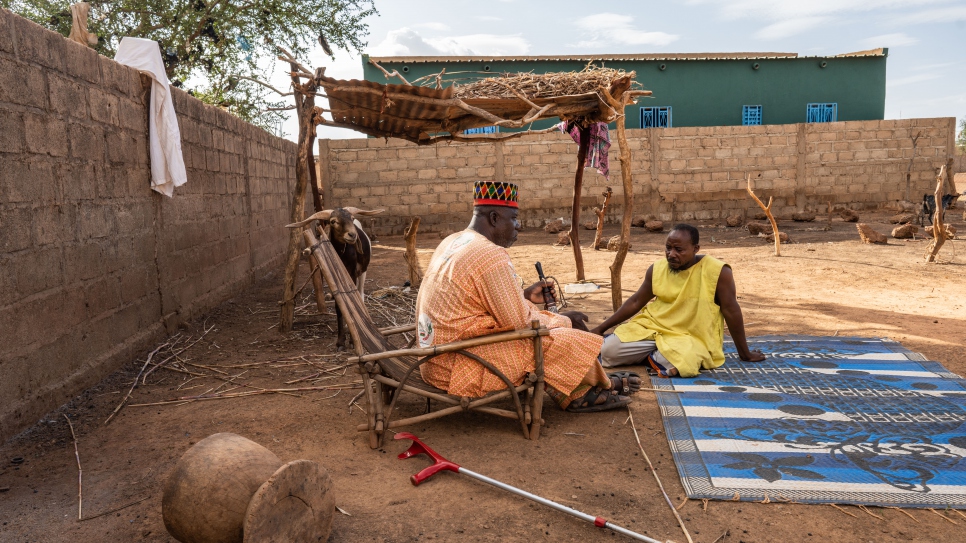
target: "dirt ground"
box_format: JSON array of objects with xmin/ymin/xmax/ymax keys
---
[{"xmin": 2, "ymin": 206, "xmax": 965, "ymax": 543}]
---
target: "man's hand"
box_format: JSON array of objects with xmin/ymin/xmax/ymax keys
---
[
  {"xmin": 523, "ymin": 281, "xmax": 556, "ymax": 305},
  {"xmin": 561, "ymin": 311, "xmax": 590, "ymax": 331},
  {"xmin": 589, "ymin": 324, "xmax": 607, "ymax": 336},
  {"xmin": 740, "ymin": 350, "xmax": 766, "ymax": 362}
]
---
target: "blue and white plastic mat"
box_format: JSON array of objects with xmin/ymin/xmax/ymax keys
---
[{"xmin": 652, "ymin": 336, "xmax": 966, "ymax": 508}]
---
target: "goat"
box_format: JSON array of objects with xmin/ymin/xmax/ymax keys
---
[
  {"xmin": 287, "ymin": 207, "xmax": 384, "ymax": 350},
  {"xmin": 920, "ymin": 193, "xmax": 957, "ymax": 226}
]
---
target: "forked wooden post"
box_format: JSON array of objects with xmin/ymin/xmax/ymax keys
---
[
  {"xmin": 607, "ymin": 95, "xmax": 635, "ymax": 311},
  {"xmin": 404, "ymin": 217, "xmax": 423, "ymax": 287},
  {"xmin": 593, "ymin": 187, "xmax": 613, "ymax": 250},
  {"xmin": 746, "ymin": 174, "xmax": 782, "ymax": 257},
  {"xmin": 926, "ymin": 165, "xmax": 948, "ymax": 263},
  {"xmin": 568, "ymin": 125, "xmax": 591, "ymax": 281}
]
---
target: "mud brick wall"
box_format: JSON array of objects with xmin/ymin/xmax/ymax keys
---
[
  {"xmin": 320, "ymin": 118, "xmax": 956, "ymax": 235},
  {"xmin": 0, "ymin": 10, "xmax": 296, "ymax": 442}
]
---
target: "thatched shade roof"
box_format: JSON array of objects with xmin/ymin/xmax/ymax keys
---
[{"xmin": 317, "ymin": 68, "xmax": 649, "ymax": 145}]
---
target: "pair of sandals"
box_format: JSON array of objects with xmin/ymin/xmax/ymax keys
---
[{"xmin": 566, "ymin": 371, "xmax": 641, "ymax": 413}]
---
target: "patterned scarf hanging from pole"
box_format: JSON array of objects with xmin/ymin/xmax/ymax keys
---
[{"xmin": 557, "ymin": 121, "xmax": 611, "ymax": 179}]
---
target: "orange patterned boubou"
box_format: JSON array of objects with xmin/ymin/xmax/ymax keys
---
[{"xmin": 416, "ymin": 230, "xmax": 607, "ymax": 407}]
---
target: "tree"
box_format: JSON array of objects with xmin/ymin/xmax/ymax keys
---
[
  {"xmin": 958, "ymin": 118, "xmax": 965, "ymax": 155},
  {"xmin": 5, "ymin": 0, "xmax": 377, "ymax": 130}
]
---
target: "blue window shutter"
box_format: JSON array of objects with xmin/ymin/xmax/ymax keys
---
[
  {"xmin": 464, "ymin": 125, "xmax": 499, "ymax": 135},
  {"xmin": 742, "ymin": 105, "xmax": 762, "ymax": 125},
  {"xmin": 640, "ymin": 106, "xmax": 672, "ymax": 128},
  {"xmin": 806, "ymin": 103, "xmax": 837, "ymax": 123}
]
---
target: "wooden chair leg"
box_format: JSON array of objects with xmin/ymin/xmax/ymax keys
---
[
  {"xmin": 529, "ymin": 324, "xmax": 546, "ymax": 440},
  {"xmin": 361, "ymin": 373, "xmax": 383, "ymax": 449}
]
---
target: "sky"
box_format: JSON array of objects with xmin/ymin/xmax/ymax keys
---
[{"xmin": 270, "ymin": 0, "xmax": 966, "ymax": 141}]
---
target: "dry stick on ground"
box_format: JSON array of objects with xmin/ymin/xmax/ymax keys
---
[
  {"xmin": 887, "ymin": 506, "xmax": 919, "ymax": 523},
  {"xmin": 64, "ymin": 415, "xmax": 82, "ymax": 520},
  {"xmin": 79, "ymin": 496, "xmax": 151, "ymax": 522},
  {"xmin": 568, "ymin": 125, "xmax": 591, "ymax": 281},
  {"xmin": 105, "ymin": 341, "xmax": 170, "ymax": 424},
  {"xmin": 627, "ymin": 409, "xmax": 695, "ymax": 543},
  {"xmin": 904, "ymin": 130, "xmax": 922, "ymax": 202},
  {"xmin": 746, "ymin": 174, "xmax": 782, "ymax": 256},
  {"xmin": 592, "ymin": 187, "xmax": 613, "ymax": 250},
  {"xmin": 925, "ymin": 165, "xmax": 949, "ymax": 263},
  {"xmin": 828, "ymin": 503, "xmax": 857, "ymax": 518},
  {"xmin": 927, "ymin": 508, "xmax": 958, "ymax": 524},
  {"xmin": 141, "ymin": 323, "xmax": 214, "ymax": 384},
  {"xmin": 404, "ymin": 217, "xmax": 423, "ymax": 287}
]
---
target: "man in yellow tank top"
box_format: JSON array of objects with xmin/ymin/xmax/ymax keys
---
[{"xmin": 591, "ymin": 224, "xmax": 765, "ymax": 377}]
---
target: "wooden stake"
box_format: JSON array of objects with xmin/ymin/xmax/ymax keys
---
[
  {"xmin": 608, "ymin": 97, "xmax": 635, "ymax": 311},
  {"xmin": 568, "ymin": 125, "xmax": 591, "ymax": 281},
  {"xmin": 64, "ymin": 415, "xmax": 82, "ymax": 520},
  {"xmin": 309, "ymin": 255, "xmax": 328, "ymax": 316},
  {"xmin": 926, "ymin": 165, "xmax": 948, "ymax": 263},
  {"xmin": 280, "ymin": 65, "xmax": 320, "ymax": 333},
  {"xmin": 404, "ymin": 217, "xmax": 423, "ymax": 287},
  {"xmin": 746, "ymin": 174, "xmax": 782, "ymax": 257},
  {"xmin": 593, "ymin": 187, "xmax": 613, "ymax": 250}
]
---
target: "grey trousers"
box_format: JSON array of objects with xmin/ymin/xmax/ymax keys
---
[{"xmin": 599, "ymin": 334, "xmax": 671, "ymax": 368}]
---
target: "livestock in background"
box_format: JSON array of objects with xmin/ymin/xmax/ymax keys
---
[
  {"xmin": 287, "ymin": 207, "xmax": 384, "ymax": 350},
  {"xmin": 920, "ymin": 193, "xmax": 957, "ymax": 226}
]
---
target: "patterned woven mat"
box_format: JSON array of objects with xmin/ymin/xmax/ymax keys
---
[{"xmin": 653, "ymin": 336, "xmax": 966, "ymax": 508}]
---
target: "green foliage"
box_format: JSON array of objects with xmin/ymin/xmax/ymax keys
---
[
  {"xmin": 957, "ymin": 118, "xmax": 966, "ymax": 155},
  {"xmin": 4, "ymin": 0, "xmax": 377, "ymax": 131}
]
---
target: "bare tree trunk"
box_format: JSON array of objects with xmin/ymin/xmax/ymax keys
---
[
  {"xmin": 404, "ymin": 217, "xmax": 423, "ymax": 287},
  {"xmin": 280, "ymin": 65, "xmax": 318, "ymax": 332},
  {"xmin": 747, "ymin": 175, "xmax": 782, "ymax": 257},
  {"xmin": 593, "ymin": 187, "xmax": 613, "ymax": 250},
  {"xmin": 609, "ymin": 107, "xmax": 635, "ymax": 311},
  {"xmin": 568, "ymin": 125, "xmax": 591, "ymax": 281},
  {"xmin": 926, "ymin": 166, "xmax": 948, "ymax": 263}
]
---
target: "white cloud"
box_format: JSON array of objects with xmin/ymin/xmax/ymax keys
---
[
  {"xmin": 572, "ymin": 12, "xmax": 679, "ymax": 48},
  {"xmin": 368, "ymin": 27, "xmax": 530, "ymax": 56},
  {"xmin": 687, "ymin": 0, "xmax": 959, "ymax": 40},
  {"xmin": 476, "ymin": 15, "xmax": 502, "ymax": 22},
  {"xmin": 887, "ymin": 73, "xmax": 941, "ymax": 88},
  {"xmin": 413, "ymin": 22, "xmax": 450, "ymax": 32},
  {"xmin": 755, "ymin": 16, "xmax": 829, "ymax": 39},
  {"xmin": 860, "ymin": 32, "xmax": 918, "ymax": 48}
]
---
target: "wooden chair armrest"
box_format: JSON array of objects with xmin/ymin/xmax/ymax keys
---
[
  {"xmin": 348, "ymin": 326, "xmax": 550, "ymax": 364},
  {"xmin": 378, "ymin": 323, "xmax": 417, "ymax": 336}
]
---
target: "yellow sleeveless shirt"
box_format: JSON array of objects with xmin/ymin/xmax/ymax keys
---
[{"xmin": 614, "ymin": 256, "xmax": 728, "ymax": 377}]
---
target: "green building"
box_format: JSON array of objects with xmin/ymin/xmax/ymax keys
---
[{"xmin": 361, "ymin": 49, "xmax": 887, "ymax": 130}]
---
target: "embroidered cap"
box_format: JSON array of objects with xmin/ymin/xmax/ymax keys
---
[{"xmin": 473, "ymin": 180, "xmax": 519, "ymax": 208}]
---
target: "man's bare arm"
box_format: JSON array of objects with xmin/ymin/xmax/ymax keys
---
[
  {"xmin": 715, "ymin": 266, "xmax": 765, "ymax": 362},
  {"xmin": 590, "ymin": 265, "xmax": 655, "ymax": 335}
]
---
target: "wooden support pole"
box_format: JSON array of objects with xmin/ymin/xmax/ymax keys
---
[
  {"xmin": 593, "ymin": 187, "xmax": 613, "ymax": 250},
  {"xmin": 568, "ymin": 125, "xmax": 591, "ymax": 281},
  {"xmin": 309, "ymin": 254, "xmax": 328, "ymax": 316},
  {"xmin": 280, "ymin": 63, "xmax": 318, "ymax": 333},
  {"xmin": 926, "ymin": 165, "xmax": 948, "ymax": 263},
  {"xmin": 746, "ymin": 174, "xmax": 782, "ymax": 257},
  {"xmin": 604, "ymin": 95, "xmax": 635, "ymax": 311},
  {"xmin": 404, "ymin": 217, "xmax": 423, "ymax": 287}
]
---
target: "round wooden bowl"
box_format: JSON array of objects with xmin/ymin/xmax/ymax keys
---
[
  {"xmin": 162, "ymin": 433, "xmax": 283, "ymax": 543},
  {"xmin": 243, "ymin": 460, "xmax": 335, "ymax": 543}
]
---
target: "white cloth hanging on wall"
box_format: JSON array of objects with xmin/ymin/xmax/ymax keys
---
[{"xmin": 114, "ymin": 37, "xmax": 187, "ymax": 197}]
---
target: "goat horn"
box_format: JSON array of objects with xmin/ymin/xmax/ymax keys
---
[
  {"xmin": 285, "ymin": 210, "xmax": 332, "ymax": 229},
  {"xmin": 343, "ymin": 207, "xmax": 385, "ymax": 217}
]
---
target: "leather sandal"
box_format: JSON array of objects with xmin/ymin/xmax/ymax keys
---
[
  {"xmin": 566, "ymin": 386, "xmax": 632, "ymax": 413},
  {"xmin": 608, "ymin": 371, "xmax": 641, "ymax": 395}
]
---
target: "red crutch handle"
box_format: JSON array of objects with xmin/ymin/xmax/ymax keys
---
[{"xmin": 394, "ymin": 432, "xmax": 461, "ymax": 486}]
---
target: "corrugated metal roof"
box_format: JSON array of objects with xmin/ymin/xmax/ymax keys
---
[{"xmin": 367, "ymin": 49, "xmax": 886, "ymax": 64}]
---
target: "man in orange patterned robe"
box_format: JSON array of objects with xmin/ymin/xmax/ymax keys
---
[{"xmin": 415, "ymin": 181, "xmax": 640, "ymax": 411}]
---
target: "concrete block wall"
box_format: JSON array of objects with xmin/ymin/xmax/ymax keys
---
[
  {"xmin": 320, "ymin": 118, "xmax": 955, "ymax": 235},
  {"xmin": 0, "ymin": 9, "xmax": 296, "ymax": 442}
]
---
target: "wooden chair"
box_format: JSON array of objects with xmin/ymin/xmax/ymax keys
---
[{"xmin": 301, "ymin": 229, "xmax": 550, "ymax": 449}]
